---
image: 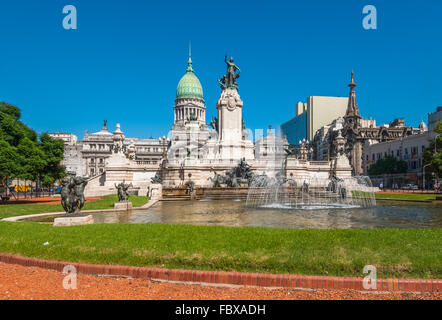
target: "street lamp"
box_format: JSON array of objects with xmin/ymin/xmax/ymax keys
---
[{"xmin": 435, "ymin": 133, "xmax": 441, "ymax": 154}]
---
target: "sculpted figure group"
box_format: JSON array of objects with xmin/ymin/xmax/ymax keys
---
[
  {"xmin": 208, "ymin": 158, "xmax": 255, "ymax": 188},
  {"xmin": 115, "ymin": 180, "xmax": 133, "ymax": 202},
  {"xmin": 60, "ymin": 175, "xmax": 88, "ymax": 216}
]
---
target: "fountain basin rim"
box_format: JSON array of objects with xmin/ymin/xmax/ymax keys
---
[{"xmin": 1, "ymin": 199, "xmax": 160, "ymax": 223}]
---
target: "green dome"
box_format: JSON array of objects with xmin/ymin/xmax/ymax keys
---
[{"xmin": 176, "ymin": 58, "xmax": 204, "ymax": 101}]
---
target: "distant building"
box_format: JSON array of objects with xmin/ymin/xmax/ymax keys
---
[
  {"xmin": 57, "ymin": 122, "xmax": 164, "ymax": 177},
  {"xmin": 363, "ymin": 109, "xmax": 440, "ymax": 175},
  {"xmin": 254, "ymin": 127, "xmax": 289, "ymax": 162},
  {"xmin": 280, "ymin": 96, "xmax": 348, "ymax": 145},
  {"xmin": 312, "ymin": 72, "xmax": 418, "ymax": 175},
  {"xmin": 428, "ymin": 106, "xmax": 442, "ymax": 131},
  {"xmin": 364, "ymin": 129, "xmax": 435, "ymax": 175},
  {"xmin": 168, "ymin": 54, "xmax": 210, "ymax": 162},
  {"xmin": 280, "ymin": 112, "xmax": 307, "ymax": 146},
  {"xmin": 47, "ymin": 132, "xmax": 78, "ymax": 145}
]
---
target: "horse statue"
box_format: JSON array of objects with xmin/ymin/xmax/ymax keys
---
[{"xmin": 208, "ymin": 172, "xmax": 225, "ymax": 188}]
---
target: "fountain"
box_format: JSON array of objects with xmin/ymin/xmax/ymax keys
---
[
  {"xmin": 246, "ymin": 136, "xmax": 376, "ymax": 210},
  {"xmin": 246, "ymin": 174, "xmax": 376, "ymax": 210}
]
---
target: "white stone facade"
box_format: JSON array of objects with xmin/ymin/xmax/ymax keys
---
[
  {"xmin": 363, "ymin": 130, "xmax": 436, "ymax": 174},
  {"xmin": 57, "ymin": 123, "xmax": 164, "ymax": 178}
]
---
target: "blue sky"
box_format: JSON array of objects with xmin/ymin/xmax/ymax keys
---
[{"xmin": 0, "ymin": 0, "xmax": 441, "ymax": 140}]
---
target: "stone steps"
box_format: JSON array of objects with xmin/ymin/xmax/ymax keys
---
[{"xmin": 162, "ymin": 194, "xmax": 191, "ymax": 201}]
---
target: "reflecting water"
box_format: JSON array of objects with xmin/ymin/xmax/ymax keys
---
[{"xmin": 89, "ymin": 200, "xmax": 442, "ymax": 229}]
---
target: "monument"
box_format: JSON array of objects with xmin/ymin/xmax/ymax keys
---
[
  {"xmin": 114, "ymin": 180, "xmax": 133, "ymax": 210},
  {"xmin": 206, "ymin": 55, "xmax": 254, "ymax": 162},
  {"xmin": 162, "ymin": 54, "xmax": 254, "ymax": 187},
  {"xmin": 81, "ymin": 52, "xmax": 360, "ymax": 197},
  {"xmin": 149, "ymin": 173, "xmax": 163, "ymax": 200},
  {"xmin": 54, "ymin": 175, "xmax": 94, "ymax": 226}
]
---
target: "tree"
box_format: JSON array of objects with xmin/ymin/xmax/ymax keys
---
[
  {"xmin": 0, "ymin": 140, "xmax": 22, "ymax": 187},
  {"xmin": 17, "ymin": 137, "xmax": 46, "ymax": 182},
  {"xmin": 368, "ymin": 156, "xmax": 408, "ymax": 176},
  {"xmin": 39, "ymin": 133, "xmax": 66, "ymax": 186},
  {"xmin": 0, "ymin": 102, "xmax": 37, "ymax": 147},
  {"xmin": 423, "ymin": 120, "xmax": 442, "ymax": 178},
  {"xmin": 0, "ymin": 102, "xmax": 66, "ymax": 189}
]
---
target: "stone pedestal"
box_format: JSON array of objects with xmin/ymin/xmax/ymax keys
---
[
  {"xmin": 148, "ymin": 184, "xmax": 163, "ymax": 200},
  {"xmin": 334, "ymin": 154, "xmax": 353, "ymax": 179},
  {"xmin": 53, "ymin": 215, "xmax": 94, "ymax": 227},
  {"xmin": 114, "ymin": 201, "xmax": 133, "ymax": 211}
]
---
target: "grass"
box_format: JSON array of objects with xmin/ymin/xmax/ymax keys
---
[
  {"xmin": 0, "ymin": 222, "xmax": 440, "ymax": 279},
  {"xmin": 0, "ymin": 195, "xmax": 150, "ymax": 219},
  {"xmin": 375, "ymin": 193, "xmax": 437, "ymax": 201}
]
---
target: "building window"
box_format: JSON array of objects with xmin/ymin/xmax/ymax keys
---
[{"xmin": 411, "ymin": 147, "xmax": 418, "ymax": 158}]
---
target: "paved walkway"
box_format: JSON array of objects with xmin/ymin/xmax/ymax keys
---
[{"xmin": 0, "ymin": 262, "xmax": 440, "ymax": 300}]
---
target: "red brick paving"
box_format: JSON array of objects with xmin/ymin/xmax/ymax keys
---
[
  {"xmin": 0, "ymin": 263, "xmax": 442, "ymax": 300},
  {"xmin": 0, "ymin": 262, "xmax": 441, "ymax": 300},
  {"xmin": 1, "ymin": 253, "xmax": 440, "ymax": 295}
]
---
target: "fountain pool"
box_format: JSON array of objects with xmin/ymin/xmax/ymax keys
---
[{"xmin": 28, "ymin": 199, "xmax": 442, "ymax": 229}]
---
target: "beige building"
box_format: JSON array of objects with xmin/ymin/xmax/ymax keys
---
[
  {"xmin": 304, "ymin": 96, "xmax": 349, "ymax": 141},
  {"xmin": 281, "ymin": 96, "xmax": 348, "ymax": 145}
]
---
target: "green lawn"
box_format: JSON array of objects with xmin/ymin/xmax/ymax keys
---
[
  {"xmin": 0, "ymin": 195, "xmax": 150, "ymax": 219},
  {"xmin": 375, "ymin": 193, "xmax": 437, "ymax": 201},
  {"xmin": 0, "ymin": 222, "xmax": 440, "ymax": 279}
]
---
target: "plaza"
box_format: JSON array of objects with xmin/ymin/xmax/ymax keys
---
[{"xmin": 0, "ymin": 0, "xmax": 441, "ymax": 303}]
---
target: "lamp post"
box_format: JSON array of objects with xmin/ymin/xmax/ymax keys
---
[{"xmin": 435, "ymin": 133, "xmax": 441, "ymax": 154}]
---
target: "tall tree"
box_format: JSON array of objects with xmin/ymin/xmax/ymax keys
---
[
  {"xmin": 39, "ymin": 133, "xmax": 66, "ymax": 186},
  {"xmin": 0, "ymin": 102, "xmax": 37, "ymax": 146},
  {"xmin": 0, "ymin": 140, "xmax": 22, "ymax": 187},
  {"xmin": 17, "ymin": 137, "xmax": 46, "ymax": 182},
  {"xmin": 0, "ymin": 102, "xmax": 66, "ymax": 189}
]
